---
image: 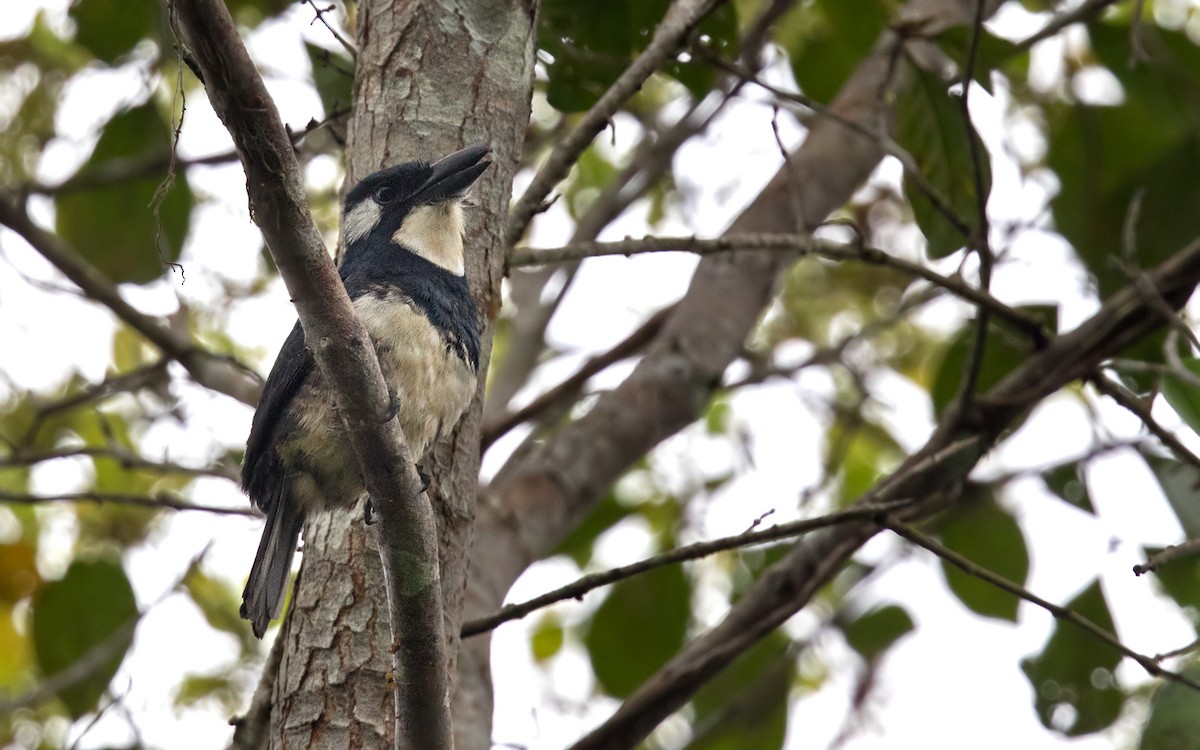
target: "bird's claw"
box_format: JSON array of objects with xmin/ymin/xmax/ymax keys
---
[
  {"xmin": 363, "ymin": 498, "xmax": 376, "ymax": 525},
  {"xmin": 382, "ymin": 388, "xmax": 401, "ymax": 423}
]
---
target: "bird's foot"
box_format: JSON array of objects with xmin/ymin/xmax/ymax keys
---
[
  {"xmin": 363, "ymin": 498, "xmax": 376, "ymax": 526},
  {"xmin": 382, "ymin": 387, "xmax": 401, "ymax": 423},
  {"xmin": 416, "ymin": 464, "xmax": 431, "ymax": 493}
]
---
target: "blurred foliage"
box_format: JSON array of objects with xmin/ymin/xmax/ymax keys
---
[
  {"xmin": 2, "ymin": 0, "xmax": 1200, "ymax": 748},
  {"xmin": 930, "ymin": 486, "xmax": 1030, "ymax": 622},
  {"xmin": 1021, "ymin": 581, "xmax": 1122, "ymax": 736}
]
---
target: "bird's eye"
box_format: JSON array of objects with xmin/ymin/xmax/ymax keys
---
[{"xmin": 374, "ymin": 186, "xmax": 397, "ymax": 204}]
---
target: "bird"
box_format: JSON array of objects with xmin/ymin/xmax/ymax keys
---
[{"xmin": 239, "ymin": 144, "xmax": 490, "ymax": 638}]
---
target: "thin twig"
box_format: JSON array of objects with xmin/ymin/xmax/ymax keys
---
[
  {"xmin": 0, "ymin": 446, "xmax": 238, "ymax": 481},
  {"xmin": 1093, "ymin": 375, "xmax": 1200, "ymax": 471},
  {"xmin": 17, "ymin": 360, "xmax": 171, "ymax": 445},
  {"xmin": 0, "ymin": 489, "xmax": 256, "ymax": 516},
  {"xmin": 1009, "ymin": 0, "xmax": 1122, "ymax": 56},
  {"xmin": 886, "ymin": 520, "xmax": 1200, "ymax": 692},
  {"xmin": 0, "ymin": 199, "xmax": 262, "ymax": 406},
  {"xmin": 693, "ymin": 49, "xmax": 975, "ymax": 242},
  {"xmin": 951, "ymin": 0, "xmax": 998, "ymax": 419},
  {"xmin": 481, "ymin": 306, "xmax": 673, "ymax": 449},
  {"xmin": 461, "ymin": 499, "xmax": 917, "ymax": 637},
  {"xmin": 303, "ymin": 0, "xmax": 357, "ymax": 60},
  {"xmin": 505, "ymin": 0, "xmax": 724, "ymax": 247},
  {"xmin": 1134, "ymin": 537, "xmax": 1200, "ymax": 576},
  {"xmin": 509, "ymin": 233, "xmax": 1047, "ymax": 341},
  {"xmin": 23, "ymin": 108, "xmax": 349, "ymax": 196}
]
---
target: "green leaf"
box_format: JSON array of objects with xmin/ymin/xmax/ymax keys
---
[
  {"xmin": 554, "ymin": 489, "xmax": 636, "ymax": 567},
  {"xmin": 538, "ymin": 0, "xmax": 737, "ymax": 112},
  {"xmin": 687, "ymin": 632, "xmax": 791, "ymax": 750},
  {"xmin": 1047, "ymin": 24, "xmax": 1200, "ymax": 299},
  {"xmin": 305, "ymin": 42, "xmax": 355, "ymax": 117},
  {"xmin": 584, "ymin": 563, "xmax": 689, "ymax": 698},
  {"xmin": 530, "ymin": 615, "xmax": 564, "ymax": 663},
  {"xmin": 1139, "ymin": 661, "xmax": 1200, "ymax": 750},
  {"xmin": 0, "ymin": 541, "xmax": 41, "ymax": 603},
  {"xmin": 931, "ymin": 307, "xmax": 1055, "ymax": 417},
  {"xmin": 31, "ymin": 558, "xmax": 138, "ymax": 717},
  {"xmin": 1146, "ymin": 456, "xmax": 1200, "ymax": 538},
  {"xmin": 776, "ymin": 0, "xmax": 894, "ymax": 104},
  {"xmin": 1021, "ymin": 581, "xmax": 1123, "ymax": 736},
  {"xmin": 842, "ymin": 604, "xmax": 915, "ymax": 661},
  {"xmin": 1162, "ymin": 358, "xmax": 1200, "ymax": 439},
  {"xmin": 183, "ymin": 567, "xmax": 257, "ymax": 655},
  {"xmin": 895, "ymin": 61, "xmax": 991, "ymax": 259},
  {"xmin": 934, "ymin": 487, "xmax": 1029, "ymax": 622},
  {"xmin": 56, "ymin": 103, "xmax": 193, "ymax": 285},
  {"xmin": 1042, "ymin": 462, "xmax": 1095, "ymax": 514},
  {"xmin": 934, "ymin": 26, "xmax": 1023, "ymax": 94},
  {"xmin": 69, "ymin": 0, "xmax": 160, "ymax": 64}
]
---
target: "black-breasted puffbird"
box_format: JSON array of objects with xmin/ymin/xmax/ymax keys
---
[{"xmin": 239, "ymin": 145, "xmax": 490, "ymax": 638}]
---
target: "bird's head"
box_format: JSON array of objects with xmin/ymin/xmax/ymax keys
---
[{"xmin": 342, "ymin": 145, "xmax": 491, "ymax": 276}]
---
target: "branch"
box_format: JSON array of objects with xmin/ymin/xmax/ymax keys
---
[
  {"xmin": 461, "ymin": 499, "xmax": 915, "ymax": 637},
  {"xmin": 23, "ymin": 107, "xmax": 349, "ymax": 196},
  {"xmin": 0, "ymin": 618, "xmax": 137, "ymax": 716},
  {"xmin": 171, "ymin": 2, "xmax": 451, "ymax": 747},
  {"xmin": 887, "ymin": 521, "xmax": 1200, "ymax": 691},
  {"xmin": 1092, "ymin": 374, "xmax": 1200, "ymax": 471},
  {"xmin": 568, "ymin": 233, "xmax": 1200, "ymax": 749},
  {"xmin": 228, "ymin": 611, "xmax": 285, "ymax": 750},
  {"xmin": 0, "ymin": 199, "xmax": 262, "ymax": 407},
  {"xmin": 510, "ymin": 234, "xmax": 1046, "ymax": 340},
  {"xmin": 1009, "ymin": 0, "xmax": 1122, "ymax": 56},
  {"xmin": 0, "ymin": 489, "xmax": 256, "ymax": 516},
  {"xmin": 17, "ymin": 359, "xmax": 170, "ymax": 445},
  {"xmin": 0, "ymin": 446, "xmax": 237, "ymax": 482},
  {"xmin": 504, "ymin": 0, "xmax": 723, "ymax": 247},
  {"xmin": 1134, "ymin": 538, "xmax": 1200, "ymax": 576},
  {"xmin": 481, "ymin": 306, "xmax": 673, "ymax": 449}
]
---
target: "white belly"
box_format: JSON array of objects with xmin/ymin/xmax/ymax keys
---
[{"xmin": 353, "ymin": 293, "xmax": 476, "ymax": 458}]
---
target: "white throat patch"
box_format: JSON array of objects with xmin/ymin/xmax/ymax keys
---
[
  {"xmin": 392, "ymin": 202, "xmax": 466, "ymax": 276},
  {"xmin": 343, "ymin": 200, "xmax": 382, "ymax": 246}
]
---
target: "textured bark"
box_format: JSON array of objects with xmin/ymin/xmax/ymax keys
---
[{"xmin": 273, "ymin": 1, "xmax": 536, "ymax": 747}]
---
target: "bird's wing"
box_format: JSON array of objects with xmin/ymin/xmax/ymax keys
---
[{"xmin": 241, "ymin": 321, "xmax": 313, "ymax": 508}]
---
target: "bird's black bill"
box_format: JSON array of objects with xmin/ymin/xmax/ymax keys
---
[{"xmin": 418, "ymin": 144, "xmax": 491, "ymax": 204}]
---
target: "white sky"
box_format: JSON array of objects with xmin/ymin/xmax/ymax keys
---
[{"xmin": 2, "ymin": 2, "xmax": 1199, "ymax": 749}]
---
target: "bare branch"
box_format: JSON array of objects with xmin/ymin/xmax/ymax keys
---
[
  {"xmin": 510, "ymin": 233, "xmax": 1046, "ymax": 340},
  {"xmin": 0, "ymin": 489, "xmax": 256, "ymax": 516},
  {"xmin": 0, "ymin": 199, "xmax": 262, "ymax": 406},
  {"xmin": 303, "ymin": 0, "xmax": 357, "ymax": 60},
  {"xmin": 461, "ymin": 499, "xmax": 915, "ymax": 637},
  {"xmin": 568, "ymin": 233, "xmax": 1200, "ymax": 749},
  {"xmin": 1134, "ymin": 537, "xmax": 1200, "ymax": 576},
  {"xmin": 23, "ymin": 107, "xmax": 349, "ymax": 196},
  {"xmin": 1009, "ymin": 0, "xmax": 1122, "ymax": 56},
  {"xmin": 1093, "ymin": 375, "xmax": 1200, "ymax": 471},
  {"xmin": 171, "ymin": 2, "xmax": 450, "ymax": 747},
  {"xmin": 887, "ymin": 521, "xmax": 1200, "ymax": 691},
  {"xmin": 505, "ymin": 0, "xmax": 723, "ymax": 247},
  {"xmin": 228, "ymin": 615, "xmax": 285, "ymax": 750},
  {"xmin": 17, "ymin": 360, "xmax": 171, "ymax": 445},
  {"xmin": 0, "ymin": 446, "xmax": 237, "ymax": 482},
  {"xmin": 482, "ymin": 306, "xmax": 672, "ymax": 449}
]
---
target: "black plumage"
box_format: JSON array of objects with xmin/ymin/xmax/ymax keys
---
[{"xmin": 239, "ymin": 145, "xmax": 489, "ymax": 637}]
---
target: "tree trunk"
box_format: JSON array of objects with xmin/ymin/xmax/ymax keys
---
[{"xmin": 269, "ymin": 1, "xmax": 536, "ymax": 747}]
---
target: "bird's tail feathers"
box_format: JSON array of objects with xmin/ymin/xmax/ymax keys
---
[{"xmin": 241, "ymin": 499, "xmax": 304, "ymax": 638}]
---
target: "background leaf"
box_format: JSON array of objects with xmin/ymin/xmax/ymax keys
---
[{"xmin": 31, "ymin": 559, "xmax": 138, "ymax": 718}]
